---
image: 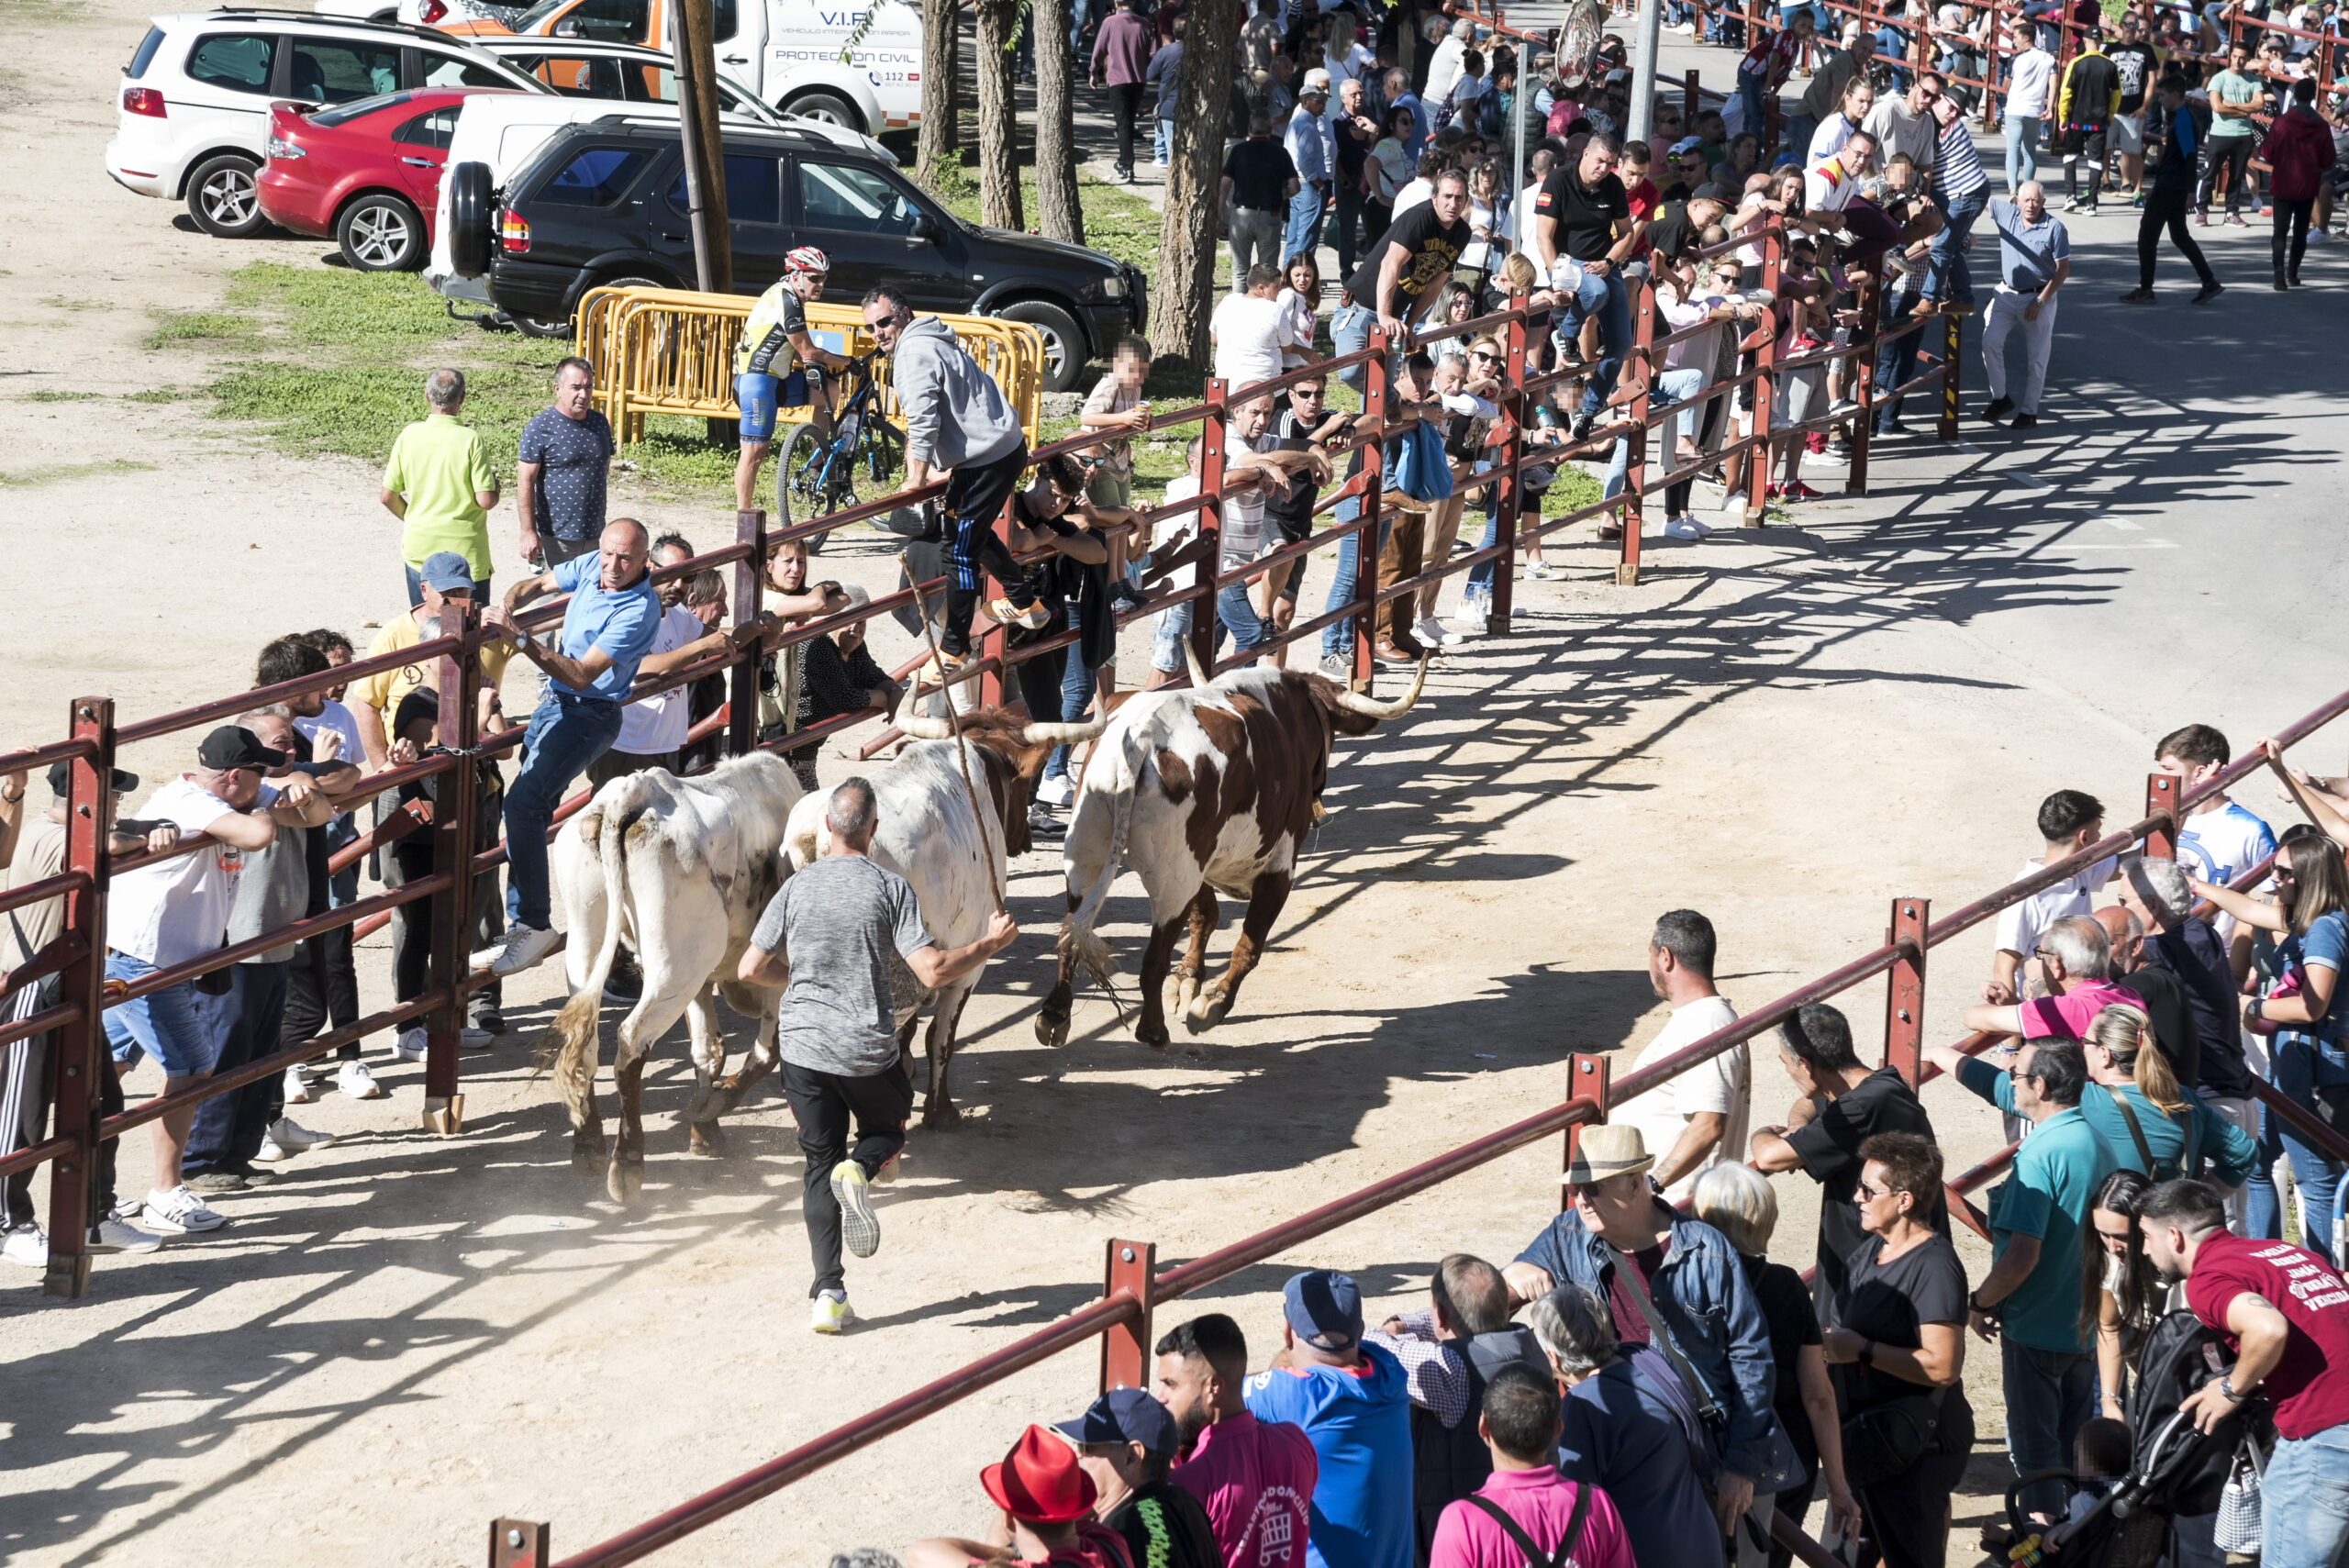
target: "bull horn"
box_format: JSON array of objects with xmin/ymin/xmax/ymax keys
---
[
  {"xmin": 896, "ymin": 715, "xmax": 955, "ymax": 740},
  {"xmin": 1182, "ymin": 636, "xmax": 1214, "ymax": 691},
  {"xmin": 1329, "ymin": 651, "xmax": 1431, "ymax": 721},
  {"xmin": 1020, "ymin": 717, "xmax": 1110, "ymax": 744}
]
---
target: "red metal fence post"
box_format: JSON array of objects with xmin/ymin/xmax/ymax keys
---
[
  {"xmin": 41, "ymin": 697, "xmax": 116, "ymax": 1299},
  {"xmin": 729, "ymin": 509, "xmax": 766, "ymax": 756},
  {"xmin": 1563, "ymin": 1052, "xmax": 1611, "ymax": 1212},
  {"xmin": 1848, "ymin": 271, "xmax": 1877, "ymax": 496},
  {"xmin": 1980, "ymin": 0, "xmax": 2004, "ymax": 129},
  {"xmin": 1686, "ymin": 67, "xmax": 1701, "ymax": 121},
  {"xmin": 1617, "ymin": 280, "xmax": 1654, "ymax": 586},
  {"xmin": 2145, "ymin": 773, "xmax": 2180, "ymax": 861},
  {"xmin": 1748, "ymin": 229, "xmax": 1781, "ymax": 526},
  {"xmin": 1884, "ymin": 897, "xmax": 1929, "ymax": 1087},
  {"xmin": 422, "ymin": 603, "xmax": 481, "ymax": 1135},
  {"xmin": 1099, "ymin": 1238, "xmax": 1158, "ymax": 1393},
  {"xmin": 1194, "ymin": 377, "xmax": 1229, "ymax": 679},
  {"xmin": 490, "ymin": 1518, "xmax": 551, "ymax": 1568},
  {"xmin": 1490, "ymin": 309, "xmax": 1526, "ymax": 637},
  {"xmin": 1353, "ymin": 338, "xmax": 1388, "ymax": 691},
  {"xmin": 1936, "ymin": 311, "xmax": 1961, "ymax": 441}
]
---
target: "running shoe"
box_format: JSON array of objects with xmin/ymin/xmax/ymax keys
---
[
  {"xmin": 832, "ymin": 1163, "xmax": 882, "ymax": 1259},
  {"xmin": 142, "ymin": 1184, "xmax": 227, "ymax": 1233},
  {"xmin": 810, "ymin": 1291, "xmax": 852, "ymax": 1334},
  {"xmin": 473, "ymin": 921, "xmax": 560, "ymax": 977},
  {"xmin": 87, "ymin": 1217, "xmax": 161, "ymax": 1254}
]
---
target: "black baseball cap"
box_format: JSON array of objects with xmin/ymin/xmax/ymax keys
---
[
  {"xmin": 1691, "ymin": 182, "xmax": 1738, "ymax": 204},
  {"xmin": 197, "ymin": 725, "xmax": 287, "ymax": 773},
  {"xmin": 47, "ymin": 762, "xmax": 138, "ymax": 797},
  {"xmin": 1052, "ymin": 1387, "xmax": 1181, "ymax": 1456}
]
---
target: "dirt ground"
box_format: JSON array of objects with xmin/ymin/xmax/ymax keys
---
[{"xmin": 0, "ymin": 6, "xmax": 2310, "ymax": 1566}]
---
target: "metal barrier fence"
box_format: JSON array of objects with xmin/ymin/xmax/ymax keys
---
[{"xmin": 507, "ymin": 691, "xmax": 2349, "ymax": 1568}]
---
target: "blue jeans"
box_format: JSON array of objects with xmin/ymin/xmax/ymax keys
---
[
  {"xmin": 1873, "ymin": 288, "xmax": 1929, "ymax": 430},
  {"xmin": 503, "ymin": 691, "xmax": 624, "ymax": 930},
  {"xmin": 1575, "ymin": 271, "xmax": 1633, "ymax": 412},
  {"xmin": 2272, "ymin": 1033, "xmax": 2347, "ymax": 1264},
  {"xmin": 2006, "ymin": 115, "xmax": 2043, "ymax": 191},
  {"xmin": 1154, "ymin": 117, "xmax": 1171, "ymax": 163},
  {"xmin": 2002, "ymin": 1339, "xmax": 2096, "ymax": 1523},
  {"xmin": 1925, "ymin": 184, "xmax": 1989, "ymax": 304},
  {"xmin": 1046, "ymin": 601, "xmax": 1094, "ymax": 781},
  {"xmin": 1285, "ymin": 184, "xmax": 1329, "ymax": 267},
  {"xmin": 2266, "ymin": 1424, "xmax": 2349, "ymax": 1568},
  {"xmin": 103, "ymin": 952, "xmax": 221, "ymax": 1078},
  {"xmin": 2248, "ymin": 1091, "xmax": 2289, "ymax": 1241},
  {"xmin": 184, "ymin": 962, "xmax": 286, "ymax": 1175},
  {"xmin": 1331, "ymin": 300, "xmax": 1375, "ymax": 391},
  {"xmin": 1213, "ymin": 580, "xmax": 1266, "ymax": 655},
  {"xmin": 405, "ymin": 562, "xmax": 489, "ymax": 609},
  {"xmin": 1320, "ymin": 495, "xmax": 1389, "ymax": 656},
  {"xmin": 1785, "ymin": 113, "xmax": 1820, "ymax": 164}
]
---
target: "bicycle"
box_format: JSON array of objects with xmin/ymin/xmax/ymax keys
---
[{"xmin": 775, "ymin": 352, "xmax": 904, "ymax": 553}]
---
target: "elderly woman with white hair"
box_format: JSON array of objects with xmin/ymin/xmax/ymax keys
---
[
  {"xmin": 1525, "ymin": 1283, "xmax": 1719, "ymax": 1568},
  {"xmin": 1693, "ymin": 1162, "xmax": 1864, "ymax": 1568},
  {"xmin": 783, "ymin": 580, "xmax": 896, "ymax": 791}
]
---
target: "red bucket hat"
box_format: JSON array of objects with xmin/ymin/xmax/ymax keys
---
[{"xmin": 981, "ymin": 1425, "xmax": 1098, "ymax": 1525}]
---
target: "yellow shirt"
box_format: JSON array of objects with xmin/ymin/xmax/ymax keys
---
[
  {"xmin": 384, "ymin": 412, "xmax": 496, "ymax": 578},
  {"xmin": 348, "ymin": 610, "xmax": 514, "ymax": 737}
]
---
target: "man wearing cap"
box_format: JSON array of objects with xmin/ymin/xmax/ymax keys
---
[
  {"xmin": 1286, "ymin": 73, "xmax": 1338, "ymax": 268},
  {"xmin": 1242, "ymin": 1270, "xmax": 1415, "ymax": 1568},
  {"xmin": 1058, "ymin": 1388, "xmax": 1221, "ymax": 1568},
  {"xmin": 1154, "ymin": 1312, "xmax": 1319, "ymax": 1568},
  {"xmin": 104, "ymin": 727, "xmax": 335, "ymax": 1238},
  {"xmin": 1500, "ymin": 1124, "xmax": 1786, "ymax": 1542},
  {"xmin": 0, "ymin": 763, "xmax": 175, "ymax": 1267},
  {"xmin": 906, "ymin": 1425, "xmax": 1137, "ymax": 1568},
  {"xmin": 1645, "ymin": 184, "xmax": 1738, "ymax": 268},
  {"xmin": 477, "ymin": 518, "xmax": 664, "ymax": 977},
  {"xmin": 349, "ymin": 552, "xmax": 515, "ymax": 771},
  {"xmin": 1658, "ymin": 137, "xmax": 1709, "ymax": 202}
]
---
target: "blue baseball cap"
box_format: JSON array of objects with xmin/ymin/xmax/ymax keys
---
[
  {"xmin": 418, "ymin": 550, "xmax": 479, "ymax": 595},
  {"xmin": 1052, "ymin": 1386, "xmax": 1180, "ymax": 1456},
  {"xmin": 1284, "ymin": 1269, "xmax": 1364, "ymax": 1349}
]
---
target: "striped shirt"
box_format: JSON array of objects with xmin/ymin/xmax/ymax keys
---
[{"xmin": 1938, "ymin": 116, "xmax": 1989, "ymax": 198}]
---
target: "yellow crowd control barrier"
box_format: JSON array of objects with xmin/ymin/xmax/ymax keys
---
[{"xmin": 573, "ymin": 287, "xmax": 1045, "ymax": 449}]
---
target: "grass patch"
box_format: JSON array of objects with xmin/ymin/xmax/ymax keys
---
[
  {"xmin": 123, "ymin": 386, "xmax": 185, "ymax": 404},
  {"xmin": 0, "ymin": 459, "xmax": 155, "ymax": 489},
  {"xmin": 21, "ymin": 389, "xmax": 101, "ymax": 402},
  {"xmin": 149, "ymin": 311, "xmax": 262, "ymax": 349},
  {"xmin": 41, "ymin": 295, "xmax": 107, "ymax": 313}
]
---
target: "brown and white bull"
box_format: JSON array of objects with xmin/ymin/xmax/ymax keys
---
[
  {"xmin": 1037, "ymin": 648, "xmax": 1428, "ymax": 1051},
  {"xmin": 785, "ymin": 706, "xmax": 1106, "ymax": 1126},
  {"xmin": 544, "ymin": 751, "xmax": 803, "ymax": 1204}
]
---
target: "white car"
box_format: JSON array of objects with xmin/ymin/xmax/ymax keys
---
[
  {"xmin": 106, "ymin": 11, "xmax": 549, "ymax": 236},
  {"xmin": 469, "ymin": 36, "xmax": 783, "ymax": 125}
]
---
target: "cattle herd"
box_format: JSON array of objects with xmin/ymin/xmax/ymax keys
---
[{"xmin": 557, "ymin": 651, "xmax": 1431, "ymax": 1198}]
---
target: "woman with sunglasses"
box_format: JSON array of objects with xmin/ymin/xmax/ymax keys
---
[
  {"xmin": 1819, "ymin": 1131, "xmax": 1974, "ymax": 1568},
  {"xmin": 2197, "ymin": 828, "xmax": 2349, "ymax": 1262}
]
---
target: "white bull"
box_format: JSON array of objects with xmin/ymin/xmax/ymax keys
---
[
  {"xmin": 545, "ymin": 751, "xmax": 804, "ymax": 1203},
  {"xmin": 782, "ymin": 706, "xmax": 1102, "ymax": 1127}
]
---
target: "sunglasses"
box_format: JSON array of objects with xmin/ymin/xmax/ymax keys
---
[
  {"xmin": 1472, "ymin": 350, "xmax": 1499, "ymax": 361},
  {"xmin": 1855, "ymin": 1181, "xmax": 1888, "ymax": 1201}
]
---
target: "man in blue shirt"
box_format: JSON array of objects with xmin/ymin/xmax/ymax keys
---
[
  {"xmin": 1241, "ymin": 1270, "xmax": 1415, "ymax": 1568},
  {"xmin": 1286, "ymin": 76, "xmax": 1338, "ymax": 270},
  {"xmin": 477, "ymin": 517, "xmax": 662, "ymax": 975},
  {"xmin": 1940, "ymin": 1039, "xmax": 2114, "ymax": 1524},
  {"xmin": 1979, "ymin": 182, "xmax": 2070, "ymax": 429}
]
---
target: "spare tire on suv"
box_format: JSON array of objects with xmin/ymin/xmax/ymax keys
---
[{"xmin": 448, "ymin": 161, "xmax": 494, "ymax": 280}]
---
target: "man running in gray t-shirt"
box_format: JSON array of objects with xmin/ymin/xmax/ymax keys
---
[{"xmin": 739, "ymin": 776, "xmax": 1015, "ymax": 1334}]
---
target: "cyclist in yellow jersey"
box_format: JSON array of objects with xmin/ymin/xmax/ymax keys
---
[{"xmin": 733, "ymin": 247, "xmax": 856, "ymax": 514}]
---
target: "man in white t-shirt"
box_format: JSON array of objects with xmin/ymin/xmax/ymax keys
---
[
  {"xmin": 1617, "ymin": 908, "xmax": 1749, "ymax": 1205},
  {"xmin": 584, "ymin": 534, "xmax": 752, "ymax": 789},
  {"xmin": 1210, "ymin": 264, "xmax": 1290, "ymax": 396},
  {"xmin": 103, "ymin": 726, "xmax": 334, "ymax": 1236},
  {"xmin": 2155, "ymin": 723, "xmax": 2276, "ymax": 945},
  {"xmin": 1987, "ymin": 787, "xmax": 2118, "ymax": 1006}
]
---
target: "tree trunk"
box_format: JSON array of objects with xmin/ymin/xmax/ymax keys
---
[
  {"xmin": 1152, "ymin": 0, "xmax": 1242, "ymax": 371},
  {"xmin": 914, "ymin": 0, "xmax": 963, "ymax": 190},
  {"xmin": 1033, "ymin": 0, "xmax": 1085, "ymax": 244},
  {"xmin": 974, "ymin": 0, "xmax": 1023, "ymax": 231}
]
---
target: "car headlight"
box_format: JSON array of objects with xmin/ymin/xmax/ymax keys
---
[
  {"xmin": 265, "ymin": 136, "xmax": 304, "ymax": 160},
  {"xmin": 1099, "ymin": 273, "xmax": 1125, "ymax": 300}
]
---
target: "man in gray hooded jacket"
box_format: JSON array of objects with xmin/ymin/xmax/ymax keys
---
[{"xmin": 863, "ymin": 286, "xmax": 1045, "ymax": 663}]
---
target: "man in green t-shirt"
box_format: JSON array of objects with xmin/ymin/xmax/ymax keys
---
[
  {"xmin": 2198, "ymin": 43, "xmax": 2265, "ymax": 222},
  {"xmin": 380, "ymin": 367, "xmax": 499, "ymax": 607}
]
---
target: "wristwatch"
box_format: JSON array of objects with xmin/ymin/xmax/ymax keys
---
[
  {"xmin": 1858, "ymin": 1339, "xmax": 1876, "ymax": 1368},
  {"xmin": 2220, "ymin": 1374, "xmax": 2250, "ymax": 1403},
  {"xmin": 1968, "ymin": 1289, "xmax": 1996, "ymax": 1316}
]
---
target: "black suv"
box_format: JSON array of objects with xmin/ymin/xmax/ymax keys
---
[{"xmin": 447, "ymin": 116, "xmax": 1144, "ymax": 390}]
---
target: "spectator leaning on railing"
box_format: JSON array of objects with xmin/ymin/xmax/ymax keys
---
[
  {"xmin": 1054, "ymin": 1386, "xmax": 1219, "ymax": 1568},
  {"xmin": 1612, "ymin": 909, "xmax": 1749, "ymax": 1207}
]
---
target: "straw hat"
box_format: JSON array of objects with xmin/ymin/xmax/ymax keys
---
[{"xmin": 1563, "ymin": 1123, "xmax": 1654, "ymax": 1186}]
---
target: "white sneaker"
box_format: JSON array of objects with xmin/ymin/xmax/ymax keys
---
[
  {"xmin": 142, "ymin": 1184, "xmax": 227, "ymax": 1233},
  {"xmin": 283, "ymin": 1064, "xmax": 314, "ymax": 1105},
  {"xmin": 1034, "ymin": 773, "xmax": 1075, "ymax": 807},
  {"xmin": 337, "ymin": 1060, "xmax": 384, "ymax": 1100},
  {"xmin": 1319, "ymin": 653, "xmax": 1352, "ymax": 681},
  {"xmin": 263, "ymin": 1116, "xmax": 338, "ymax": 1155},
  {"xmin": 1452, "ymin": 598, "xmax": 1489, "ymax": 632},
  {"xmin": 86, "ymin": 1217, "xmax": 161, "ymax": 1254},
  {"xmin": 810, "ymin": 1291, "xmax": 852, "ymax": 1334},
  {"xmin": 461, "ymin": 1027, "xmax": 493, "ymax": 1052},
  {"xmin": 1664, "ymin": 515, "xmax": 1711, "ymax": 539},
  {"xmin": 1413, "ymin": 615, "xmax": 1463, "ymax": 649},
  {"xmin": 393, "ymin": 1026, "xmax": 429, "ymax": 1062},
  {"xmin": 2, "ymin": 1225, "xmax": 46, "ymax": 1267},
  {"xmin": 473, "ymin": 921, "xmax": 560, "ymax": 977}
]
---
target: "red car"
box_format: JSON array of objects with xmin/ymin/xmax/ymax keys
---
[{"xmin": 258, "ymin": 86, "xmax": 519, "ymax": 272}]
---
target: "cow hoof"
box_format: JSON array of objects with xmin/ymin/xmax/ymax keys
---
[
  {"xmin": 570, "ymin": 1135, "xmax": 607, "ymax": 1177},
  {"xmin": 1136, "ymin": 1019, "xmax": 1171, "ymax": 1051},
  {"xmin": 685, "ymin": 1085, "xmax": 730, "ymax": 1123},
  {"xmin": 1035, "ymin": 1011, "xmax": 1069, "ymax": 1049},
  {"xmin": 688, "ymin": 1120, "xmax": 727, "ymax": 1157},
  {"xmin": 1174, "ymin": 973, "xmax": 1201, "ymax": 1013},
  {"xmin": 921, "ymin": 1097, "xmax": 963, "ymax": 1129},
  {"xmin": 607, "ymin": 1153, "xmax": 644, "ymax": 1205},
  {"xmin": 1184, "ymin": 992, "xmax": 1231, "ymax": 1032}
]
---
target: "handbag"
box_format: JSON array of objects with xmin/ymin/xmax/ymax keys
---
[
  {"xmin": 2215, "ymin": 1434, "xmax": 2266, "ymax": 1553},
  {"xmin": 1839, "ymin": 1385, "xmax": 1948, "ymax": 1489}
]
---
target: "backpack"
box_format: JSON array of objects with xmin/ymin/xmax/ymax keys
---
[{"xmin": 1464, "ymin": 1480, "xmax": 1595, "ymax": 1568}]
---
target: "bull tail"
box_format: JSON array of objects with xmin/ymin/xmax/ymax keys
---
[
  {"xmin": 540, "ymin": 789, "xmax": 633, "ymax": 1121},
  {"xmin": 1063, "ymin": 721, "xmax": 1149, "ymax": 989}
]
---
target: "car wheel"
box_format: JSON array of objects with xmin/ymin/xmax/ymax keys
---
[
  {"xmin": 186, "ymin": 153, "xmax": 267, "ymax": 239},
  {"xmin": 337, "ymin": 193, "xmax": 426, "ymax": 272},
  {"xmin": 996, "ymin": 299, "xmax": 1085, "ymax": 393},
  {"xmin": 782, "ymin": 90, "xmax": 862, "ymax": 131},
  {"xmin": 447, "ymin": 161, "xmax": 494, "ymax": 279}
]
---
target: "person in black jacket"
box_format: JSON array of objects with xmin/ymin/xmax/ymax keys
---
[
  {"xmin": 2119, "ymin": 74, "xmax": 2223, "ymax": 303},
  {"xmin": 2055, "ymin": 30, "xmax": 2121, "ymax": 214}
]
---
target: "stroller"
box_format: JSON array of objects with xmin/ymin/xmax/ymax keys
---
[{"xmin": 2003, "ymin": 1310, "xmax": 2271, "ymax": 1568}]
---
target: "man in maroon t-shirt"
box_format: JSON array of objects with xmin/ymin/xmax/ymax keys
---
[
  {"xmin": 1153, "ymin": 1312, "xmax": 1318, "ymax": 1568},
  {"xmin": 2143, "ymin": 1179, "xmax": 2349, "ymax": 1568}
]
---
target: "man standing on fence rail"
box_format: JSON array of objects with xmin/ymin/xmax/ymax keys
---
[{"xmin": 476, "ymin": 518, "xmax": 662, "ymax": 978}]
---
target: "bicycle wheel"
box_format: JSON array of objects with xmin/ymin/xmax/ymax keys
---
[{"xmin": 775, "ymin": 421, "xmax": 839, "ymax": 553}]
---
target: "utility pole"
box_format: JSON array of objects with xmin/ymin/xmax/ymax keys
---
[
  {"xmin": 1627, "ymin": 0, "xmax": 1662, "ymax": 145},
  {"xmin": 671, "ymin": 0, "xmax": 732, "ymax": 293}
]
